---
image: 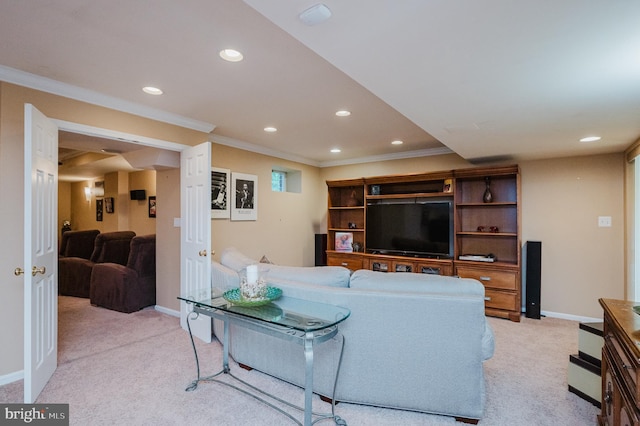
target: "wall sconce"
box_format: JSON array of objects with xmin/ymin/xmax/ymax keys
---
[{"xmin": 84, "ymin": 186, "xmax": 92, "ymax": 202}]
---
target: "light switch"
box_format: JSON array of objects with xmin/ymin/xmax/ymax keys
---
[
  {"xmin": 173, "ymin": 217, "xmax": 181, "ymax": 227},
  {"xmin": 598, "ymin": 216, "xmax": 612, "ymax": 227}
]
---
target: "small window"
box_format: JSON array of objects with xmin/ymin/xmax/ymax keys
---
[
  {"xmin": 272, "ymin": 170, "xmax": 287, "ymax": 192},
  {"xmin": 271, "ymin": 166, "xmax": 301, "ymax": 193}
]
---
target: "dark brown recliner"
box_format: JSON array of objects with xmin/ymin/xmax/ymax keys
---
[
  {"xmin": 59, "ymin": 229, "xmax": 100, "ymax": 258},
  {"xmin": 89, "ymin": 234, "xmax": 156, "ymax": 313},
  {"xmin": 58, "ymin": 231, "xmax": 136, "ymax": 298}
]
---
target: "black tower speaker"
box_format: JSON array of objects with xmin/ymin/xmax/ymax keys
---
[
  {"xmin": 314, "ymin": 234, "xmax": 327, "ymax": 266},
  {"xmin": 525, "ymin": 241, "xmax": 542, "ymax": 319}
]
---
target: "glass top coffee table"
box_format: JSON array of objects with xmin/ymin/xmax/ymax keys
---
[{"xmin": 178, "ymin": 289, "xmax": 350, "ymax": 426}]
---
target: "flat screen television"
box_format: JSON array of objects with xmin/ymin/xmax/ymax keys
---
[{"xmin": 366, "ymin": 200, "xmax": 453, "ymax": 259}]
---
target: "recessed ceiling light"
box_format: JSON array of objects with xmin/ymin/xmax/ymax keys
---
[
  {"xmin": 330, "ymin": 148, "xmax": 341, "ymax": 153},
  {"xmin": 391, "ymin": 140, "xmax": 403, "ymax": 145},
  {"xmin": 335, "ymin": 110, "xmax": 351, "ymax": 117},
  {"xmin": 264, "ymin": 126, "xmax": 277, "ymax": 133},
  {"xmin": 580, "ymin": 136, "xmax": 601, "ymax": 142},
  {"xmin": 219, "ymin": 49, "xmax": 243, "ymax": 62},
  {"xmin": 142, "ymin": 86, "xmax": 163, "ymax": 95}
]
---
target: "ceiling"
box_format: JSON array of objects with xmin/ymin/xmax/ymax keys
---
[{"xmin": 1, "ymin": 1, "xmax": 640, "ymax": 170}]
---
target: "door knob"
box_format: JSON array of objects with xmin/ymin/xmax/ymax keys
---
[
  {"xmin": 198, "ymin": 250, "xmax": 207, "ymax": 257},
  {"xmin": 14, "ymin": 268, "xmax": 24, "ymax": 276},
  {"xmin": 32, "ymin": 266, "xmax": 46, "ymax": 276}
]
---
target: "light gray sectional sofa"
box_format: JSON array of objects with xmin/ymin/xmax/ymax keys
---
[{"xmin": 211, "ymin": 248, "xmax": 495, "ymax": 423}]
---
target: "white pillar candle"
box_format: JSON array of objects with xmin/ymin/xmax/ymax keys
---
[{"xmin": 246, "ymin": 264, "xmax": 258, "ymax": 284}]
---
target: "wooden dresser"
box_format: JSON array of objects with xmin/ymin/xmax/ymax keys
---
[{"xmin": 599, "ymin": 299, "xmax": 640, "ymax": 425}]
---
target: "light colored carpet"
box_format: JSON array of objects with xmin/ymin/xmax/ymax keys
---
[{"xmin": 0, "ymin": 296, "xmax": 599, "ymax": 425}]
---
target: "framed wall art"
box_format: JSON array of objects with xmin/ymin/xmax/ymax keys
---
[
  {"xmin": 148, "ymin": 196, "xmax": 156, "ymax": 218},
  {"xmin": 211, "ymin": 167, "xmax": 230, "ymax": 219},
  {"xmin": 231, "ymin": 172, "xmax": 257, "ymax": 221},
  {"xmin": 104, "ymin": 197, "xmax": 114, "ymax": 213},
  {"xmin": 96, "ymin": 199, "xmax": 103, "ymax": 222}
]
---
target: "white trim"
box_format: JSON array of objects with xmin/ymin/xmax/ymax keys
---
[
  {"xmin": 541, "ymin": 310, "xmax": 602, "ymax": 323},
  {"xmin": 319, "ymin": 146, "xmax": 454, "ymax": 168},
  {"xmin": 154, "ymin": 305, "xmax": 180, "ymax": 318},
  {"xmin": 212, "ymin": 134, "xmax": 454, "ymax": 168},
  {"xmin": 0, "ymin": 65, "xmax": 215, "ymax": 134},
  {"xmin": 0, "ymin": 370, "xmax": 24, "ymax": 386},
  {"xmin": 54, "ymin": 120, "xmax": 188, "ymax": 152},
  {"xmin": 212, "ymin": 135, "xmax": 321, "ymax": 167}
]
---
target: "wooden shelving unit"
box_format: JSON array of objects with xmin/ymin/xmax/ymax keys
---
[{"xmin": 325, "ymin": 165, "xmax": 521, "ymax": 322}]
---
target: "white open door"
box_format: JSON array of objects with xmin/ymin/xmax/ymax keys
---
[
  {"xmin": 23, "ymin": 104, "xmax": 58, "ymax": 403},
  {"xmin": 180, "ymin": 142, "xmax": 212, "ymax": 342}
]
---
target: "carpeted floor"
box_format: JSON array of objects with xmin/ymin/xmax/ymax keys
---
[{"xmin": 0, "ymin": 296, "xmax": 599, "ymax": 425}]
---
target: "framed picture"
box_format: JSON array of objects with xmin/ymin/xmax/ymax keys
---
[
  {"xmin": 96, "ymin": 199, "xmax": 103, "ymax": 222},
  {"xmin": 148, "ymin": 196, "xmax": 156, "ymax": 218},
  {"xmin": 211, "ymin": 167, "xmax": 230, "ymax": 219},
  {"xmin": 231, "ymin": 172, "xmax": 257, "ymax": 221},
  {"xmin": 105, "ymin": 197, "xmax": 114, "ymax": 213},
  {"xmin": 335, "ymin": 232, "xmax": 353, "ymax": 252}
]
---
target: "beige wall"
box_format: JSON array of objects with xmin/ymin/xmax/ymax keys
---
[
  {"xmin": 209, "ymin": 143, "xmax": 325, "ymax": 267},
  {"xmin": 127, "ymin": 170, "xmax": 157, "ymax": 236},
  {"xmin": 0, "ymin": 82, "xmax": 207, "ymax": 378},
  {"xmin": 59, "ymin": 170, "xmax": 156, "ymax": 235}
]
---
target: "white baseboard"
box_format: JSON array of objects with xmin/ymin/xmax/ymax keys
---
[
  {"xmin": 541, "ymin": 310, "xmax": 602, "ymax": 323},
  {"xmin": 0, "ymin": 370, "xmax": 23, "ymax": 386},
  {"xmin": 154, "ymin": 305, "xmax": 179, "ymax": 318}
]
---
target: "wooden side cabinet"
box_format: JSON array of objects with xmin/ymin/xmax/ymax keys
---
[{"xmin": 598, "ymin": 299, "xmax": 640, "ymax": 425}]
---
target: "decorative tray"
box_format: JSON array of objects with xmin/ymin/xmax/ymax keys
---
[{"xmin": 223, "ymin": 287, "xmax": 282, "ymax": 307}]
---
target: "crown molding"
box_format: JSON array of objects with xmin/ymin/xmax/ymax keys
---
[
  {"xmin": 211, "ymin": 134, "xmax": 321, "ymax": 167},
  {"xmin": 0, "ymin": 65, "xmax": 215, "ymax": 134},
  {"xmin": 212, "ymin": 133, "xmax": 453, "ymax": 168},
  {"xmin": 318, "ymin": 146, "xmax": 454, "ymax": 168}
]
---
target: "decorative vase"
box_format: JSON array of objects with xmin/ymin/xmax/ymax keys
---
[{"xmin": 483, "ymin": 177, "xmax": 493, "ymax": 203}]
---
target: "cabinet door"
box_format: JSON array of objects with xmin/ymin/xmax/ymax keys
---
[{"xmin": 327, "ymin": 253, "xmax": 362, "ymax": 271}]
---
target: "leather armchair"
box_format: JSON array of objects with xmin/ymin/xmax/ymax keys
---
[
  {"xmin": 59, "ymin": 229, "xmax": 100, "ymax": 258},
  {"xmin": 58, "ymin": 231, "xmax": 136, "ymax": 298},
  {"xmin": 90, "ymin": 234, "xmax": 156, "ymax": 313}
]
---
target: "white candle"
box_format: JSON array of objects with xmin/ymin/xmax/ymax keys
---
[{"xmin": 246, "ymin": 264, "xmax": 258, "ymax": 284}]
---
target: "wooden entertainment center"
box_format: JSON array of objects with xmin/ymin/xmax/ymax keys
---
[{"xmin": 326, "ymin": 165, "xmax": 521, "ymax": 322}]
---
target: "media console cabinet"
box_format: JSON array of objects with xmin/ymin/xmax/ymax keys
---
[{"xmin": 326, "ymin": 165, "xmax": 521, "ymax": 322}]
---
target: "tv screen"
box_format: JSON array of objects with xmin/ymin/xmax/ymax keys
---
[{"xmin": 366, "ymin": 200, "xmax": 453, "ymax": 258}]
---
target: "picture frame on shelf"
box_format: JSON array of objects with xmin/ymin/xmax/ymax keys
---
[
  {"xmin": 211, "ymin": 167, "xmax": 230, "ymax": 219},
  {"xmin": 231, "ymin": 172, "xmax": 257, "ymax": 221},
  {"xmin": 148, "ymin": 196, "xmax": 156, "ymax": 218},
  {"xmin": 335, "ymin": 232, "xmax": 353, "ymax": 252}
]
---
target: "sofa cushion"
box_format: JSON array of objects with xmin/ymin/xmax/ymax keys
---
[
  {"xmin": 221, "ymin": 247, "xmax": 351, "ymax": 288},
  {"xmin": 267, "ymin": 264, "xmax": 351, "ymax": 288},
  {"xmin": 349, "ymin": 269, "xmax": 485, "ymax": 296},
  {"xmin": 220, "ymin": 247, "xmax": 257, "ymax": 272}
]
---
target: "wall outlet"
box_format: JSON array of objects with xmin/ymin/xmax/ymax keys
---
[{"xmin": 598, "ymin": 216, "xmax": 612, "ymax": 227}]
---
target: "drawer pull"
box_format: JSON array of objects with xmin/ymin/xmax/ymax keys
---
[
  {"xmin": 623, "ymin": 364, "xmax": 634, "ymax": 369},
  {"xmin": 479, "ymin": 276, "xmax": 491, "ymax": 281},
  {"xmin": 484, "ymin": 296, "xmax": 491, "ymax": 301},
  {"xmin": 341, "ymin": 262, "xmax": 348, "ymax": 266}
]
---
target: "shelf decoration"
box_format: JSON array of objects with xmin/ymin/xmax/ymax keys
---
[
  {"xmin": 335, "ymin": 232, "xmax": 353, "ymax": 252},
  {"xmin": 483, "ymin": 177, "xmax": 493, "ymax": 203}
]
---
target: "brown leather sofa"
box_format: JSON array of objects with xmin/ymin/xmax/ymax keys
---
[
  {"xmin": 58, "ymin": 231, "xmax": 136, "ymax": 298},
  {"xmin": 90, "ymin": 234, "xmax": 156, "ymax": 313}
]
